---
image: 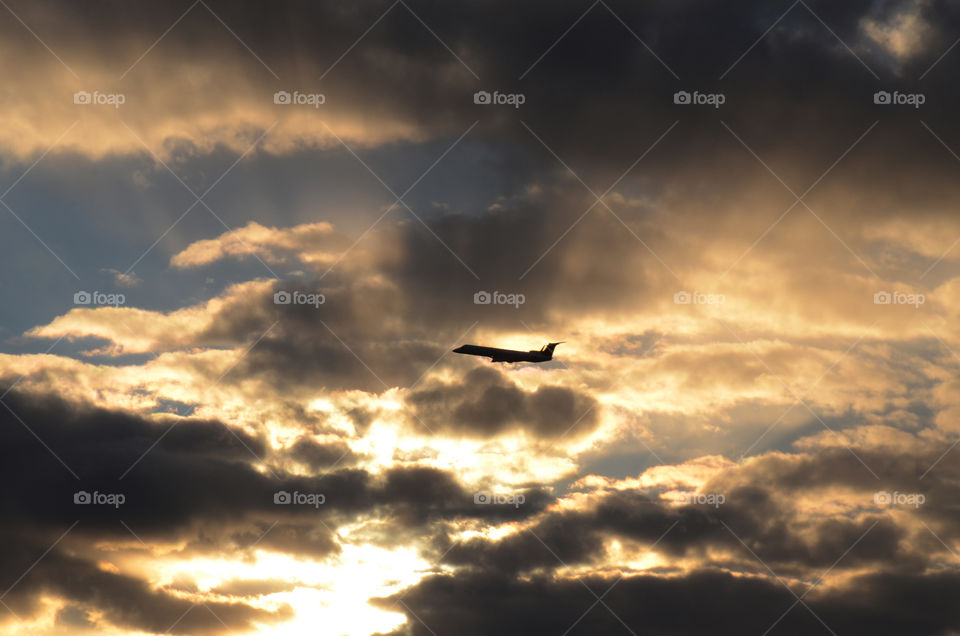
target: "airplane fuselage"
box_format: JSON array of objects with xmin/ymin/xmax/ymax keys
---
[{"xmin": 452, "ymin": 343, "xmax": 562, "ymax": 363}]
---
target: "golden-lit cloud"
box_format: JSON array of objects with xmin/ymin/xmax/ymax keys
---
[{"xmin": 170, "ymin": 221, "xmax": 340, "ymax": 268}]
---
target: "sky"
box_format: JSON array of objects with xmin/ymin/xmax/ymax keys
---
[{"xmin": 2, "ymin": 0, "xmax": 960, "ymax": 634}]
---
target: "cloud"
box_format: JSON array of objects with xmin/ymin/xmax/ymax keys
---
[
  {"xmin": 170, "ymin": 221, "xmax": 342, "ymax": 268},
  {"xmin": 7, "ymin": 2, "xmax": 960, "ymax": 632},
  {"xmin": 861, "ymin": 0, "xmax": 935, "ymax": 64},
  {"xmin": 377, "ymin": 568, "xmax": 960, "ymax": 636},
  {"xmin": 100, "ymin": 268, "xmax": 143, "ymax": 288},
  {"xmin": 24, "ymin": 279, "xmax": 275, "ymax": 355},
  {"xmin": 407, "ymin": 366, "xmax": 599, "ymax": 438},
  {"xmin": 0, "ymin": 534, "xmax": 294, "ymax": 634}
]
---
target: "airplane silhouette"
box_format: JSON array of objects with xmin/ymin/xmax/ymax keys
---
[{"xmin": 452, "ymin": 342, "xmax": 564, "ymax": 363}]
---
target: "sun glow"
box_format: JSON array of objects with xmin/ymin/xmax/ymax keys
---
[{"xmin": 114, "ymin": 540, "xmax": 429, "ymax": 635}]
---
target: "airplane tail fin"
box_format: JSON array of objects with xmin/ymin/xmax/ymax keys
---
[{"xmin": 543, "ymin": 342, "xmax": 564, "ymax": 359}]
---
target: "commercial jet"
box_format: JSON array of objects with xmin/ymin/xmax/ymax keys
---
[{"xmin": 452, "ymin": 342, "xmax": 564, "ymax": 363}]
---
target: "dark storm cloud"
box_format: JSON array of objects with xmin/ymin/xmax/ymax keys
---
[
  {"xmin": 288, "ymin": 436, "xmax": 360, "ymax": 470},
  {"xmin": 3, "ymin": 395, "xmax": 948, "ymax": 636},
  {"xmin": 408, "ymin": 366, "xmax": 599, "ymax": 438},
  {"xmin": 382, "ymin": 443, "xmax": 960, "ymax": 635},
  {"xmin": 0, "ymin": 531, "xmax": 293, "ymax": 634},
  {"xmin": 10, "ymin": 0, "xmax": 960, "ymax": 190},
  {"xmin": 0, "ymin": 387, "xmax": 553, "ymax": 631},
  {"xmin": 441, "ymin": 483, "xmax": 907, "ymax": 577},
  {"xmin": 376, "ymin": 568, "xmax": 960, "ymax": 636},
  {"xmin": 371, "ymin": 465, "xmax": 553, "ymax": 527},
  {"xmin": 0, "ymin": 385, "xmax": 344, "ymax": 617},
  {"xmin": 375, "ymin": 190, "xmax": 682, "ymax": 317},
  {"xmin": 704, "ymin": 443, "xmax": 960, "ymax": 561},
  {"xmin": 0, "ymin": 388, "xmax": 551, "ymax": 535}
]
